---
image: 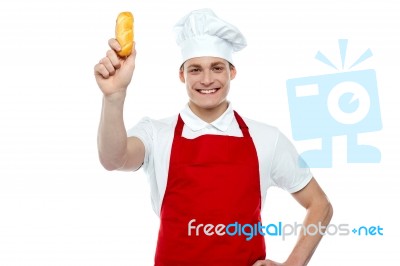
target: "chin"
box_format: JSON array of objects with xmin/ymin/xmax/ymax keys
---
[{"xmin": 190, "ymin": 99, "xmax": 227, "ymax": 111}]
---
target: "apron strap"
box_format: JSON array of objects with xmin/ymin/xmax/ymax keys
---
[
  {"xmin": 174, "ymin": 110, "xmax": 250, "ymax": 137},
  {"xmin": 174, "ymin": 114, "xmax": 185, "ymax": 137},
  {"xmin": 233, "ymin": 110, "xmax": 250, "ymax": 138}
]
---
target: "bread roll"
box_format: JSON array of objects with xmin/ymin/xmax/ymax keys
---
[{"xmin": 115, "ymin": 12, "xmax": 134, "ymax": 57}]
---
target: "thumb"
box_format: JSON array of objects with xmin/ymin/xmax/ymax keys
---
[{"xmin": 123, "ymin": 43, "xmax": 136, "ymax": 71}]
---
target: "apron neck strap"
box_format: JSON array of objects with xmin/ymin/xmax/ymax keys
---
[
  {"xmin": 174, "ymin": 114, "xmax": 185, "ymax": 136},
  {"xmin": 233, "ymin": 111, "xmax": 250, "ymax": 137}
]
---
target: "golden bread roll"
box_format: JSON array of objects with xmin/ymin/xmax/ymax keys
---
[{"xmin": 115, "ymin": 12, "xmax": 134, "ymax": 57}]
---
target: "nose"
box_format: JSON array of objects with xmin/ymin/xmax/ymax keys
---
[{"xmin": 200, "ymin": 71, "xmax": 213, "ymax": 86}]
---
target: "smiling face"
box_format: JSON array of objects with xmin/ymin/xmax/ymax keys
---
[{"xmin": 179, "ymin": 57, "xmax": 236, "ymax": 122}]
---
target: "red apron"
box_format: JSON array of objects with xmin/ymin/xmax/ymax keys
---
[{"xmin": 155, "ymin": 111, "xmax": 266, "ymax": 266}]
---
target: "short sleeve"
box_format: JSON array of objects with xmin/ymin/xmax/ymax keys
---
[
  {"xmin": 270, "ymin": 131, "xmax": 313, "ymax": 193},
  {"xmin": 127, "ymin": 117, "xmax": 153, "ymax": 172}
]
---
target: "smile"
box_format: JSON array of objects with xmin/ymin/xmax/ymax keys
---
[{"xmin": 196, "ymin": 88, "xmax": 220, "ymax": 94}]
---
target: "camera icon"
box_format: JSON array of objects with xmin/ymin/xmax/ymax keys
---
[{"xmin": 287, "ymin": 54, "xmax": 382, "ymax": 168}]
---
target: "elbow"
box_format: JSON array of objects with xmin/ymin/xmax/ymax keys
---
[
  {"xmin": 324, "ymin": 199, "xmax": 334, "ymax": 223},
  {"xmin": 99, "ymin": 158, "xmax": 118, "ymax": 171},
  {"xmin": 98, "ymin": 154, "xmax": 125, "ymax": 171},
  {"xmin": 101, "ymin": 162, "xmax": 119, "ymax": 171},
  {"xmin": 309, "ymin": 196, "xmax": 333, "ymax": 224}
]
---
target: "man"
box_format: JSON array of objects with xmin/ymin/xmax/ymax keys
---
[{"xmin": 94, "ymin": 8, "xmax": 333, "ymax": 266}]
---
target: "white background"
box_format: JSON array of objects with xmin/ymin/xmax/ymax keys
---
[{"xmin": 0, "ymin": 0, "xmax": 399, "ymax": 265}]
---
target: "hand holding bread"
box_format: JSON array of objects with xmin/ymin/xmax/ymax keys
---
[{"xmin": 94, "ymin": 12, "xmax": 136, "ymax": 97}]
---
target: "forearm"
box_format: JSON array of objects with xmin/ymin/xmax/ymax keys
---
[
  {"xmin": 285, "ymin": 200, "xmax": 333, "ymax": 266},
  {"xmin": 97, "ymin": 92, "xmax": 128, "ymax": 170}
]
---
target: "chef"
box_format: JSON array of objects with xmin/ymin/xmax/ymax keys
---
[{"xmin": 94, "ymin": 8, "xmax": 333, "ymax": 266}]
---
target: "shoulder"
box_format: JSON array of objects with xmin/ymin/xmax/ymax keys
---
[
  {"xmin": 241, "ymin": 116, "xmax": 281, "ymax": 140},
  {"xmin": 131, "ymin": 114, "xmax": 178, "ymax": 129},
  {"xmin": 127, "ymin": 114, "xmax": 178, "ymax": 137},
  {"xmin": 240, "ymin": 115, "xmax": 294, "ymax": 158},
  {"xmin": 154, "ymin": 115, "xmax": 178, "ymax": 127}
]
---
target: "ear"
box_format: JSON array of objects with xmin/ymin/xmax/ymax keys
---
[
  {"xmin": 230, "ymin": 66, "xmax": 237, "ymax": 80},
  {"xmin": 179, "ymin": 68, "xmax": 185, "ymax": 83}
]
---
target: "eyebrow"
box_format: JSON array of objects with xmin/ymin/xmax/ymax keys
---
[
  {"xmin": 210, "ymin": 61, "xmax": 225, "ymax": 67},
  {"xmin": 186, "ymin": 61, "xmax": 226, "ymax": 69},
  {"xmin": 186, "ymin": 64, "xmax": 202, "ymax": 69}
]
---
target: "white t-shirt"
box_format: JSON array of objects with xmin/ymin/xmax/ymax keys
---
[{"xmin": 128, "ymin": 103, "xmax": 312, "ymax": 216}]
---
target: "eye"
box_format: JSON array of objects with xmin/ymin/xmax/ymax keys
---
[
  {"xmin": 212, "ymin": 66, "xmax": 224, "ymax": 72},
  {"xmin": 189, "ymin": 68, "xmax": 201, "ymax": 73}
]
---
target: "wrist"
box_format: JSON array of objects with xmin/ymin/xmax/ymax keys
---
[
  {"xmin": 284, "ymin": 255, "xmax": 307, "ymax": 266},
  {"xmin": 103, "ymin": 90, "xmax": 127, "ymax": 103}
]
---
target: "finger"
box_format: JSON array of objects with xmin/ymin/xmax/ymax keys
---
[
  {"xmin": 127, "ymin": 42, "xmax": 137, "ymax": 60},
  {"xmin": 132, "ymin": 42, "xmax": 136, "ymax": 56},
  {"xmin": 106, "ymin": 49, "xmax": 121, "ymax": 69},
  {"xmin": 94, "ymin": 63, "xmax": 110, "ymax": 79},
  {"xmin": 108, "ymin": 38, "xmax": 121, "ymax": 52},
  {"xmin": 99, "ymin": 57, "xmax": 116, "ymax": 76},
  {"xmin": 121, "ymin": 42, "xmax": 136, "ymax": 67}
]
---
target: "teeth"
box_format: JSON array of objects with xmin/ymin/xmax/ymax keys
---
[{"xmin": 199, "ymin": 89, "xmax": 217, "ymax": 94}]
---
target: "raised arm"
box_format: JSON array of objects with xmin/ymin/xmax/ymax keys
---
[{"xmin": 94, "ymin": 39, "xmax": 145, "ymax": 171}]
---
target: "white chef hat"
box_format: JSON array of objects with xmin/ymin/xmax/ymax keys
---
[{"xmin": 174, "ymin": 8, "xmax": 247, "ymax": 65}]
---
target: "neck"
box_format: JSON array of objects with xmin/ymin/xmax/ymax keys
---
[{"xmin": 188, "ymin": 101, "xmax": 229, "ymax": 123}]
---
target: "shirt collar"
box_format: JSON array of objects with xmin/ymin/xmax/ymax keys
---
[{"xmin": 180, "ymin": 102, "xmax": 235, "ymax": 132}]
